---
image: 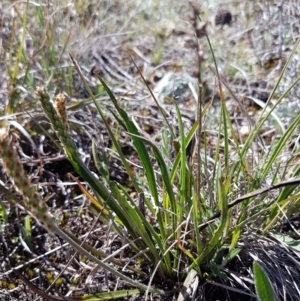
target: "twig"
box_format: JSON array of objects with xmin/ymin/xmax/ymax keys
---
[{"xmin": 199, "ymin": 178, "xmax": 300, "ymax": 231}]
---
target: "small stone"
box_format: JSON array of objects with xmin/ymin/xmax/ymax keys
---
[
  {"xmin": 154, "ymin": 72, "xmax": 197, "ymax": 108},
  {"xmin": 240, "ymin": 125, "xmax": 250, "ymax": 138}
]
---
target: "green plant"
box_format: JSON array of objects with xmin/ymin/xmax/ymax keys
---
[
  {"xmin": 253, "ymin": 261, "xmax": 276, "ymax": 301},
  {"xmin": 33, "ymin": 39, "xmax": 300, "ymax": 294},
  {"xmin": 22, "ymin": 215, "xmax": 33, "ymax": 251}
]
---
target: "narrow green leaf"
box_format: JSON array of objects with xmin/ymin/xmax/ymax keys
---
[
  {"xmin": 221, "ymin": 97, "xmax": 229, "ymax": 172},
  {"xmin": 262, "ymin": 114, "xmax": 300, "ymax": 179},
  {"xmin": 91, "ymin": 139, "xmax": 109, "ymax": 181},
  {"xmin": 70, "ymin": 55, "xmax": 141, "ymax": 191},
  {"xmin": 238, "ymin": 38, "xmax": 300, "ymax": 174},
  {"xmin": 94, "ymin": 74, "xmax": 168, "ymax": 244},
  {"xmin": 24, "ymin": 215, "xmax": 32, "ymax": 249},
  {"xmin": 108, "ymin": 182, "xmax": 161, "ymax": 264},
  {"xmin": 229, "ymin": 228, "xmax": 241, "ymax": 251},
  {"xmin": 81, "ymin": 289, "xmax": 141, "ymax": 300},
  {"xmin": 170, "ymin": 119, "xmax": 199, "ymax": 184},
  {"xmin": 191, "ymin": 170, "xmax": 229, "ymax": 268},
  {"xmin": 117, "ymin": 185, "xmax": 168, "ymax": 258},
  {"xmin": 253, "ymin": 261, "xmax": 276, "ymax": 301},
  {"xmin": 175, "ymin": 104, "xmax": 187, "ymax": 228},
  {"xmin": 226, "ymin": 248, "xmax": 241, "ymax": 262},
  {"xmin": 128, "ymin": 133, "xmax": 177, "ymax": 228}
]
